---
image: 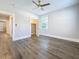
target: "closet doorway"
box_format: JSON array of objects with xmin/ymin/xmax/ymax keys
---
[{"xmin": 31, "ymin": 19, "xmax": 39, "ymax": 37}]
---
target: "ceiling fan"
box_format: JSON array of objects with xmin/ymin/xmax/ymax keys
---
[{"xmin": 32, "ymin": 0, "xmax": 50, "ymax": 10}]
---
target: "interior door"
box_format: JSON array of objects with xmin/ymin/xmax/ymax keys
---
[{"xmin": 31, "ymin": 23, "xmax": 36, "ymax": 36}]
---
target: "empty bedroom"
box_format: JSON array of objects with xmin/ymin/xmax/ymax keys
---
[{"xmin": 0, "ymin": 0, "xmax": 79, "ymax": 59}]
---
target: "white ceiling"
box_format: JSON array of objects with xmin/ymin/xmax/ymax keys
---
[{"xmin": 15, "ymin": 0, "xmax": 79, "ymax": 15}]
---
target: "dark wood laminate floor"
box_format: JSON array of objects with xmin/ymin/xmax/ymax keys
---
[{"xmin": 13, "ymin": 35, "xmax": 79, "ymax": 59}]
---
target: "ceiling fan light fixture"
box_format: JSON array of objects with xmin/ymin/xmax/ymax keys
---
[{"xmin": 32, "ymin": 0, "xmax": 50, "ymax": 10}]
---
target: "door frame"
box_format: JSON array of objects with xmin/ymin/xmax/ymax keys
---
[
  {"xmin": 0, "ymin": 10, "xmax": 15, "ymax": 40},
  {"xmin": 31, "ymin": 19, "xmax": 39, "ymax": 37}
]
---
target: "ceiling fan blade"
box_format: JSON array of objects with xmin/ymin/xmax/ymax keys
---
[
  {"xmin": 40, "ymin": 3, "xmax": 50, "ymax": 7},
  {"xmin": 32, "ymin": 0, "xmax": 39, "ymax": 6}
]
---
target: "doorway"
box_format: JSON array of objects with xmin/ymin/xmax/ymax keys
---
[
  {"xmin": 0, "ymin": 13, "xmax": 13, "ymax": 36},
  {"xmin": 31, "ymin": 23, "xmax": 36, "ymax": 36},
  {"xmin": 31, "ymin": 19, "xmax": 39, "ymax": 37}
]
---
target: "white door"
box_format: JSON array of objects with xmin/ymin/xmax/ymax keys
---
[{"xmin": 0, "ymin": 21, "xmax": 5, "ymax": 32}]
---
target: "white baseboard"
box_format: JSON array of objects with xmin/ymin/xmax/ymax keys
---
[
  {"xmin": 40, "ymin": 33, "xmax": 79, "ymax": 43},
  {"xmin": 13, "ymin": 35, "xmax": 31, "ymax": 41}
]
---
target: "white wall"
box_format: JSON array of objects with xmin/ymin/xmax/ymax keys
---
[
  {"xmin": 39, "ymin": 4, "xmax": 79, "ymax": 42},
  {"xmin": 0, "ymin": 0, "xmax": 38, "ymax": 41},
  {"xmin": 14, "ymin": 10, "xmax": 38, "ymax": 40}
]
